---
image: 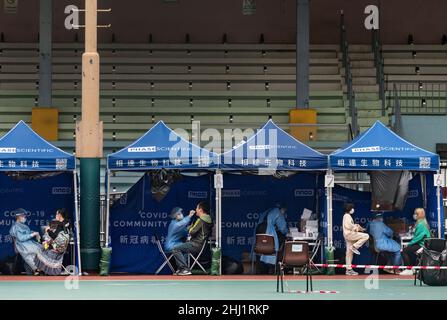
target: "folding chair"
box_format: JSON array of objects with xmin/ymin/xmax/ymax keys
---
[
  {"xmin": 12, "ymin": 237, "xmax": 33, "ymax": 275},
  {"xmin": 188, "ymin": 240, "xmax": 209, "ymax": 274},
  {"xmin": 369, "ymin": 235, "xmax": 392, "ymax": 270},
  {"xmin": 60, "ymin": 232, "xmax": 76, "ymax": 276},
  {"xmin": 251, "ymin": 234, "xmax": 276, "ymax": 274},
  {"xmin": 277, "ymin": 241, "xmax": 313, "ymax": 293},
  {"xmin": 154, "ymin": 234, "xmax": 176, "ymax": 275}
]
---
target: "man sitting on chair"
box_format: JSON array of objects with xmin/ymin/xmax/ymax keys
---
[
  {"xmin": 368, "ymin": 212, "xmax": 402, "ymax": 272},
  {"xmin": 164, "ymin": 207, "xmax": 194, "ymax": 253},
  {"xmin": 172, "ymin": 202, "xmax": 213, "ymax": 276}
]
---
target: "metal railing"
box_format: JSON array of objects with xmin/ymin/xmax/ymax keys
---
[
  {"xmin": 392, "ymin": 83, "xmax": 403, "ymax": 134},
  {"xmin": 388, "ymin": 82, "xmax": 447, "ymax": 115},
  {"xmin": 340, "ymin": 12, "xmax": 358, "ymax": 136},
  {"xmin": 372, "ymin": 29, "xmax": 386, "ymax": 116}
]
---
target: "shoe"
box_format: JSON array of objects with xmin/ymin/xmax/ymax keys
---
[
  {"xmin": 383, "ymin": 268, "xmax": 395, "ymax": 274},
  {"xmin": 349, "ymin": 247, "xmax": 361, "ymax": 255},
  {"xmin": 174, "ymin": 270, "xmax": 181, "ymax": 276},
  {"xmin": 399, "ymin": 269, "xmax": 414, "ymax": 276},
  {"xmin": 346, "ymin": 269, "xmax": 359, "ymax": 276},
  {"xmin": 178, "ymin": 269, "xmax": 192, "ymax": 276}
]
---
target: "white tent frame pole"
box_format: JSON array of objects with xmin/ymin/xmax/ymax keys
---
[
  {"xmin": 218, "ymin": 171, "xmax": 222, "ymax": 249},
  {"xmin": 73, "ymin": 170, "xmax": 82, "ymax": 276},
  {"xmin": 326, "ymin": 169, "xmax": 334, "ymax": 249},
  {"xmin": 105, "ymin": 169, "xmax": 111, "ymax": 247},
  {"xmin": 214, "ymin": 169, "xmax": 223, "ymax": 275},
  {"xmin": 437, "ymin": 170, "xmax": 442, "ymax": 238}
]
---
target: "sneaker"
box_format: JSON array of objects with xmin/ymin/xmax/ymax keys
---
[
  {"xmin": 346, "ymin": 269, "xmax": 359, "ymax": 276},
  {"xmin": 383, "ymin": 268, "xmax": 395, "ymax": 274},
  {"xmin": 399, "ymin": 269, "xmax": 414, "ymax": 276},
  {"xmin": 349, "ymin": 247, "xmax": 361, "ymax": 255},
  {"xmin": 178, "ymin": 269, "xmax": 192, "ymax": 276}
]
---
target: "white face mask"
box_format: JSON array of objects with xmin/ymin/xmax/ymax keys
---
[
  {"xmin": 20, "ymin": 217, "xmax": 26, "ymax": 223},
  {"xmin": 349, "ymin": 209, "xmax": 355, "ymax": 215},
  {"xmin": 413, "ymin": 214, "xmax": 418, "ymax": 221}
]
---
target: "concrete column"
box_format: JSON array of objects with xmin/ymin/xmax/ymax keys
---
[
  {"xmin": 296, "ymin": 0, "xmax": 309, "ymax": 109},
  {"xmin": 38, "ymin": 0, "xmax": 52, "ymax": 106}
]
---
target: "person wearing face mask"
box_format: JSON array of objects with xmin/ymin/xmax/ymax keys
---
[
  {"xmin": 34, "ymin": 209, "xmax": 70, "ymax": 275},
  {"xmin": 164, "ymin": 207, "xmax": 194, "ymax": 253},
  {"xmin": 342, "ymin": 203, "xmax": 369, "ymax": 276},
  {"xmin": 8, "ymin": 208, "xmax": 42, "ymax": 275},
  {"xmin": 172, "ymin": 202, "xmax": 213, "ymax": 276},
  {"xmin": 367, "ymin": 212, "xmax": 402, "ymax": 271},
  {"xmin": 399, "ymin": 208, "xmax": 431, "ymax": 276}
]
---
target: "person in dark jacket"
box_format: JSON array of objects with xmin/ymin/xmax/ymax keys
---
[
  {"xmin": 172, "ymin": 202, "xmax": 213, "ymax": 276},
  {"xmin": 34, "ymin": 208, "xmax": 70, "ymax": 275}
]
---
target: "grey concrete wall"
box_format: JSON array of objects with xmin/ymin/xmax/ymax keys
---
[{"xmin": 401, "ymin": 115, "xmax": 447, "ymax": 153}]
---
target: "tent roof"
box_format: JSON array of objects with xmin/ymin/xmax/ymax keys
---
[
  {"xmin": 329, "ymin": 121, "xmax": 439, "ymax": 171},
  {"xmin": 107, "ymin": 121, "xmax": 218, "ymax": 170},
  {"xmin": 0, "ymin": 121, "xmax": 75, "ymax": 171},
  {"xmin": 220, "ymin": 120, "xmax": 328, "ymax": 170}
]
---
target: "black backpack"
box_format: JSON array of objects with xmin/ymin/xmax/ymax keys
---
[{"xmin": 420, "ymin": 239, "xmax": 447, "ymax": 286}]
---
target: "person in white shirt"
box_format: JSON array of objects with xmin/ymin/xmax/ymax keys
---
[{"xmin": 342, "ymin": 203, "xmax": 369, "ymax": 276}]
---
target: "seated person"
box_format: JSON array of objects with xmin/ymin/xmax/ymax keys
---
[
  {"xmin": 34, "ymin": 209, "xmax": 70, "ymax": 275},
  {"xmin": 368, "ymin": 212, "xmax": 402, "ymax": 272},
  {"xmin": 400, "ymin": 208, "xmax": 431, "ymax": 276},
  {"xmin": 172, "ymin": 202, "xmax": 213, "ymax": 276},
  {"xmin": 9, "ymin": 208, "xmax": 42, "ymax": 275},
  {"xmin": 164, "ymin": 207, "xmax": 194, "ymax": 252},
  {"xmin": 256, "ymin": 202, "xmax": 289, "ymax": 275}
]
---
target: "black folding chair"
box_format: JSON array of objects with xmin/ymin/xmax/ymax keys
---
[
  {"xmin": 251, "ymin": 234, "xmax": 277, "ymax": 274},
  {"xmin": 188, "ymin": 240, "xmax": 209, "ymax": 274},
  {"xmin": 277, "ymin": 241, "xmax": 313, "ymax": 293},
  {"xmin": 154, "ymin": 234, "xmax": 176, "ymax": 275}
]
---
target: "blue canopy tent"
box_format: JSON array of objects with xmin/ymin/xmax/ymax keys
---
[
  {"xmin": 0, "ymin": 121, "xmax": 81, "ymax": 274},
  {"xmin": 105, "ymin": 121, "xmax": 219, "ymax": 273},
  {"xmin": 327, "ymin": 120, "xmax": 443, "ymax": 253},
  {"xmin": 217, "ymin": 120, "xmax": 328, "ymax": 268},
  {"xmin": 220, "ymin": 119, "xmax": 328, "ymax": 171}
]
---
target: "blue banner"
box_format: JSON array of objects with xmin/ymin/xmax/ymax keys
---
[
  {"xmin": 0, "ymin": 172, "xmax": 75, "ymax": 260},
  {"xmin": 221, "ymin": 173, "xmax": 324, "ymax": 262},
  {"xmin": 109, "ymin": 173, "xmax": 213, "ymax": 274}
]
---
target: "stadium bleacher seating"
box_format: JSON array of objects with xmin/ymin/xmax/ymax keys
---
[{"xmin": 0, "ymin": 42, "xmax": 350, "ymax": 191}]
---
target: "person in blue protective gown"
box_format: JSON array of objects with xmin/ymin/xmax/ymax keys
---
[
  {"xmin": 256, "ymin": 202, "xmax": 289, "ymax": 274},
  {"xmin": 9, "ymin": 208, "xmax": 42, "ymax": 275},
  {"xmin": 164, "ymin": 207, "xmax": 194, "ymax": 253},
  {"xmin": 367, "ymin": 212, "xmax": 402, "ymax": 271}
]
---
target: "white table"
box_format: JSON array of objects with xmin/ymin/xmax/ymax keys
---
[{"xmin": 399, "ymin": 233, "xmax": 413, "ymax": 248}]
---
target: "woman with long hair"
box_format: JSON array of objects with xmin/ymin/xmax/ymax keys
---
[{"xmin": 399, "ymin": 208, "xmax": 431, "ymax": 276}]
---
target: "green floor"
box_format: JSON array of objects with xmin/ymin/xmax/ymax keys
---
[{"xmin": 1, "ymin": 279, "xmax": 446, "ymax": 300}]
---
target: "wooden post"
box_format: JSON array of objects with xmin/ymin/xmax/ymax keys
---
[
  {"xmin": 76, "ymin": 0, "xmax": 103, "ymax": 157},
  {"xmin": 76, "ymin": 0, "xmax": 103, "ymax": 271}
]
